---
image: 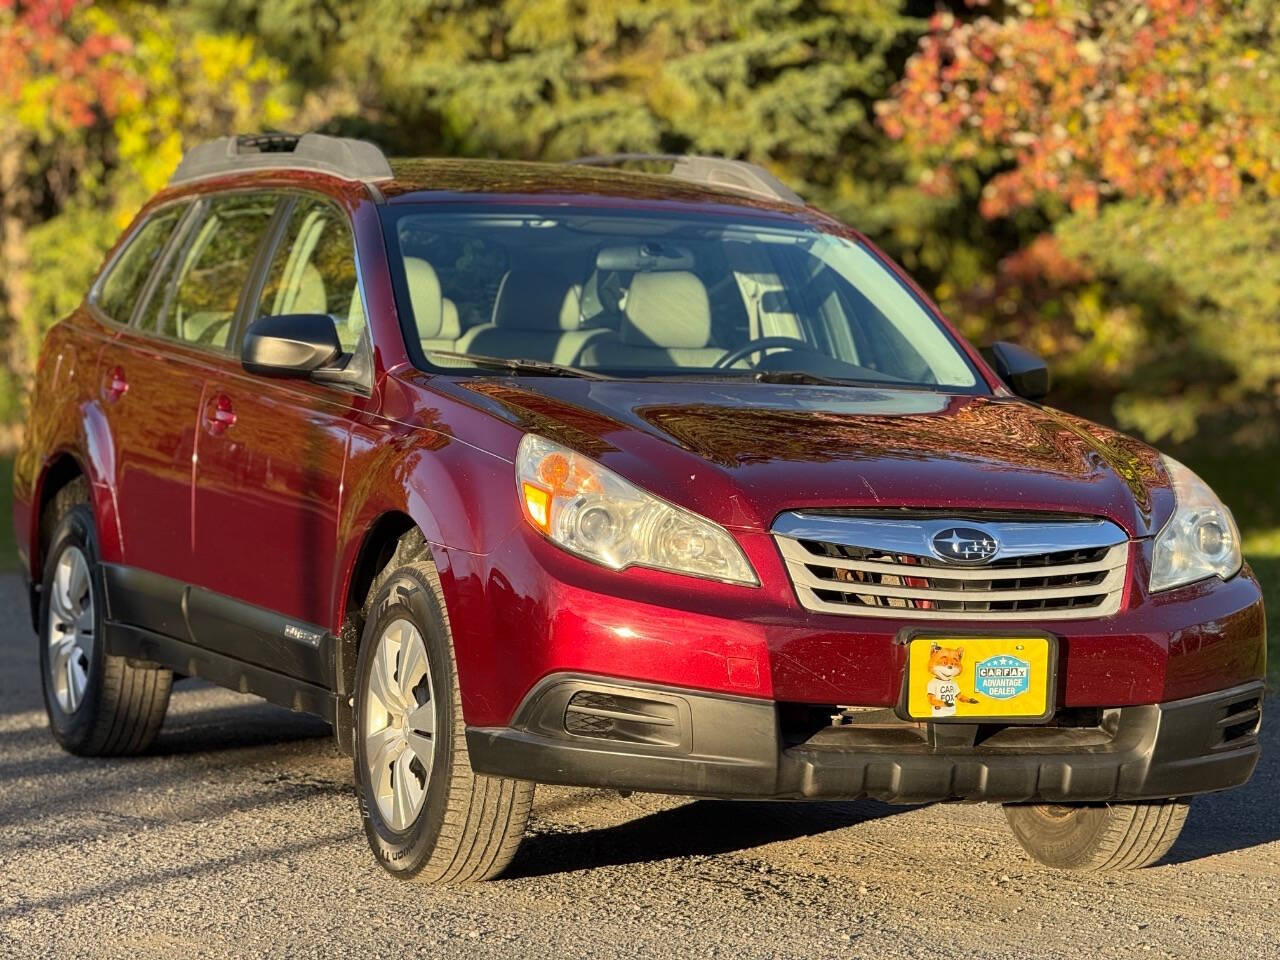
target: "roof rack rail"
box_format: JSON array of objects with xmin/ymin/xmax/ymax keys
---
[
  {"xmin": 169, "ymin": 133, "xmax": 393, "ymax": 186},
  {"xmin": 569, "ymin": 153, "xmax": 803, "ymax": 206}
]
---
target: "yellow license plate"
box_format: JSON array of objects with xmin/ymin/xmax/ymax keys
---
[{"xmin": 905, "ymin": 635, "xmax": 1054, "ymax": 722}]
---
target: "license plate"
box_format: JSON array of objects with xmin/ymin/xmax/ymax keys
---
[{"xmin": 904, "ymin": 634, "xmax": 1054, "ymax": 722}]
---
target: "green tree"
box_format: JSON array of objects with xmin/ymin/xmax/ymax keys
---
[
  {"xmin": 6, "ymin": 0, "xmax": 1276, "ymax": 452},
  {"xmin": 187, "ymin": 0, "xmax": 935, "ymax": 226}
]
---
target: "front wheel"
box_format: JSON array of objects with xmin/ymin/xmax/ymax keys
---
[
  {"xmin": 353, "ymin": 543, "xmax": 532, "ymax": 882},
  {"xmin": 1003, "ymin": 799, "xmax": 1190, "ymax": 871}
]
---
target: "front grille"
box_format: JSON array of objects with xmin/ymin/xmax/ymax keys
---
[{"xmin": 773, "ymin": 512, "xmax": 1129, "ymax": 621}]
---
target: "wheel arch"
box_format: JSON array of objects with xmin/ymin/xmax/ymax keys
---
[
  {"xmin": 329, "ymin": 432, "xmax": 520, "ymax": 664},
  {"xmin": 31, "ymin": 447, "xmax": 120, "ymax": 580},
  {"xmin": 333, "ymin": 510, "xmax": 421, "ymax": 701},
  {"xmin": 328, "ymin": 425, "xmax": 523, "ymax": 749},
  {"xmin": 29, "ymin": 392, "xmax": 125, "ymax": 576}
]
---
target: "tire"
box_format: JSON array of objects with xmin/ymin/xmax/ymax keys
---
[
  {"xmin": 1003, "ymin": 799, "xmax": 1190, "ymax": 871},
  {"xmin": 353, "ymin": 537, "xmax": 533, "ymax": 882},
  {"xmin": 38, "ymin": 478, "xmax": 172, "ymax": 756}
]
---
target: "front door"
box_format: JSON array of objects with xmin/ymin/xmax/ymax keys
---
[{"xmin": 189, "ymin": 194, "xmax": 371, "ymax": 684}]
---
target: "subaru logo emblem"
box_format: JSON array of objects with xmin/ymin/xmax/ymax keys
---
[{"xmin": 930, "ymin": 526, "xmax": 999, "ymax": 564}]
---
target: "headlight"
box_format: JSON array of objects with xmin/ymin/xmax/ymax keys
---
[
  {"xmin": 1149, "ymin": 455, "xmax": 1241, "ymax": 592},
  {"xmin": 515, "ymin": 434, "xmax": 758, "ymax": 585}
]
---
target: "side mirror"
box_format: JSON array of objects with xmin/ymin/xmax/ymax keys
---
[
  {"xmin": 981, "ymin": 341, "xmax": 1050, "ymax": 402},
  {"xmin": 242, "ymin": 314, "xmax": 342, "ymax": 378}
]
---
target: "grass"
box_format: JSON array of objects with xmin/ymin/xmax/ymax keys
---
[
  {"xmin": 1177, "ymin": 446, "xmax": 1278, "ymax": 685},
  {"xmin": 1238, "ymin": 531, "xmax": 1277, "ymax": 686}
]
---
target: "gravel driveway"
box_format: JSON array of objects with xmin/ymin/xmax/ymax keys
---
[{"xmin": 0, "ymin": 575, "xmax": 1275, "ymax": 959}]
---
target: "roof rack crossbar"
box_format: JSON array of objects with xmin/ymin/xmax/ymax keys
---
[
  {"xmin": 569, "ymin": 153, "xmax": 803, "ymax": 206},
  {"xmin": 169, "ymin": 133, "xmax": 393, "ymax": 186}
]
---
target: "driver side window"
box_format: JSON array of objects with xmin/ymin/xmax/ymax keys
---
[{"xmin": 257, "ymin": 196, "xmax": 364, "ymax": 353}]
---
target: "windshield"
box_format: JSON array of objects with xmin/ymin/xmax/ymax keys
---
[{"xmin": 382, "ymin": 207, "xmax": 983, "ymax": 391}]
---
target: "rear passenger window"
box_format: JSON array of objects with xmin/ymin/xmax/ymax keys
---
[
  {"xmin": 95, "ymin": 204, "xmax": 188, "ymax": 324},
  {"xmin": 257, "ymin": 196, "xmax": 363, "ymax": 352},
  {"xmin": 144, "ymin": 193, "xmax": 279, "ymax": 349}
]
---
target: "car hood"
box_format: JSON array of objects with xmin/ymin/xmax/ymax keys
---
[{"xmin": 445, "ymin": 378, "xmax": 1173, "ymax": 537}]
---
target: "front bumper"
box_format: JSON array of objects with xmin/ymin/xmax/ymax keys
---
[
  {"xmin": 466, "ymin": 675, "xmax": 1263, "ymax": 803},
  {"xmin": 450, "ymin": 524, "xmax": 1267, "ymax": 728}
]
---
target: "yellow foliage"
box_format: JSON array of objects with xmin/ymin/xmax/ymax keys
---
[{"xmin": 9, "ymin": 1, "xmax": 298, "ymax": 391}]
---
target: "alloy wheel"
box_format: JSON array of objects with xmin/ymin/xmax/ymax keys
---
[
  {"xmin": 47, "ymin": 545, "xmax": 95, "ymax": 714},
  {"xmin": 363, "ymin": 618, "xmax": 438, "ymax": 831}
]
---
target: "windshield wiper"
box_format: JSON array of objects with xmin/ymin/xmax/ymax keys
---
[
  {"xmin": 751, "ymin": 370, "xmax": 853, "ymax": 387},
  {"xmin": 427, "ymin": 351, "xmax": 607, "ymax": 379}
]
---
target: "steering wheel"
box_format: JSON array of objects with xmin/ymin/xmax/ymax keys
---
[{"xmin": 714, "ymin": 336, "xmax": 814, "ymax": 370}]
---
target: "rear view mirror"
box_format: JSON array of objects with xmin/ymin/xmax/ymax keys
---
[
  {"xmin": 242, "ymin": 314, "xmax": 342, "ymax": 378},
  {"xmin": 595, "ymin": 242, "xmax": 695, "ymax": 272},
  {"xmin": 981, "ymin": 341, "xmax": 1050, "ymax": 402}
]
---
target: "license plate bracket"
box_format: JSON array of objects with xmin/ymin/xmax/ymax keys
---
[{"xmin": 898, "ymin": 630, "xmax": 1057, "ymax": 723}]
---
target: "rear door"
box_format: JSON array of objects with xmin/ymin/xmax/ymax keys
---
[
  {"xmin": 96, "ymin": 191, "xmax": 282, "ymax": 636},
  {"xmin": 76, "ymin": 201, "xmax": 190, "ymax": 576},
  {"xmin": 188, "ymin": 192, "xmax": 372, "ymax": 684},
  {"xmin": 92, "ymin": 199, "xmax": 203, "ymax": 635}
]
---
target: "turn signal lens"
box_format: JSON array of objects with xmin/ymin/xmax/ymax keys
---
[
  {"xmin": 515, "ymin": 434, "xmax": 758, "ymax": 585},
  {"xmin": 522, "ymin": 482, "xmax": 551, "ymax": 533}
]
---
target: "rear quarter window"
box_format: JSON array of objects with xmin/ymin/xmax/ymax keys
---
[{"xmin": 94, "ymin": 204, "xmax": 189, "ymax": 324}]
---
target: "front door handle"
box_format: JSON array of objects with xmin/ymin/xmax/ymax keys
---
[
  {"xmin": 204, "ymin": 393, "xmax": 236, "ymax": 436},
  {"xmin": 103, "ymin": 366, "xmax": 128, "ymax": 403}
]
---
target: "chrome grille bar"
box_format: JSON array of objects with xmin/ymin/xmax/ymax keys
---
[{"xmin": 772, "ymin": 512, "xmax": 1130, "ymax": 621}]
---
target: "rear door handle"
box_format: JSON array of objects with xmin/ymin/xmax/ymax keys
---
[
  {"xmin": 103, "ymin": 366, "xmax": 128, "ymax": 402},
  {"xmin": 204, "ymin": 393, "xmax": 236, "ymax": 436}
]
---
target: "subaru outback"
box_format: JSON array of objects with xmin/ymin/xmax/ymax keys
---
[{"xmin": 14, "ymin": 134, "xmax": 1265, "ymax": 881}]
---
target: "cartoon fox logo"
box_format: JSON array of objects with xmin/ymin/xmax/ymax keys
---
[{"xmin": 925, "ymin": 643, "xmax": 980, "ymax": 718}]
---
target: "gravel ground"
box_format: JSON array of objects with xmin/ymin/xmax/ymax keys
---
[{"xmin": 0, "ymin": 575, "xmax": 1275, "ymax": 959}]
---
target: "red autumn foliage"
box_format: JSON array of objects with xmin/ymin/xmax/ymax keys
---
[
  {"xmin": 879, "ymin": 0, "xmax": 1277, "ymax": 218},
  {"xmin": 0, "ymin": 0, "xmax": 137, "ymax": 131}
]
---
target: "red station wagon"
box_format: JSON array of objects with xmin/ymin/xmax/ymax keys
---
[{"xmin": 15, "ymin": 134, "xmax": 1265, "ymax": 880}]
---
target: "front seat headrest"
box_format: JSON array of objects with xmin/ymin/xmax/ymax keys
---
[
  {"xmin": 491, "ymin": 268, "xmax": 581, "ymax": 331},
  {"xmin": 622, "ymin": 271, "xmax": 712, "ymax": 349},
  {"xmin": 404, "ymin": 256, "xmax": 444, "ymax": 339},
  {"xmin": 439, "ymin": 299, "xmax": 460, "ymax": 340}
]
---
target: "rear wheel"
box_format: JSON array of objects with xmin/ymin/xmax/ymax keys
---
[
  {"xmin": 39, "ymin": 480, "xmax": 172, "ymax": 755},
  {"xmin": 353, "ymin": 539, "xmax": 532, "ymax": 882},
  {"xmin": 1003, "ymin": 799, "xmax": 1190, "ymax": 871}
]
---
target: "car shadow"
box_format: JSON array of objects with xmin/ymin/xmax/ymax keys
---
[
  {"xmin": 1161, "ymin": 725, "xmax": 1279, "ymax": 864},
  {"xmin": 149, "ymin": 693, "xmax": 334, "ymax": 757},
  {"xmin": 0, "ymin": 774, "xmax": 352, "ymax": 859},
  {"xmin": 505, "ymin": 797, "xmax": 920, "ymax": 878},
  {"xmin": 0, "ymin": 676, "xmax": 342, "ymax": 833},
  {"xmin": 0, "ymin": 683, "xmax": 333, "ymax": 778}
]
